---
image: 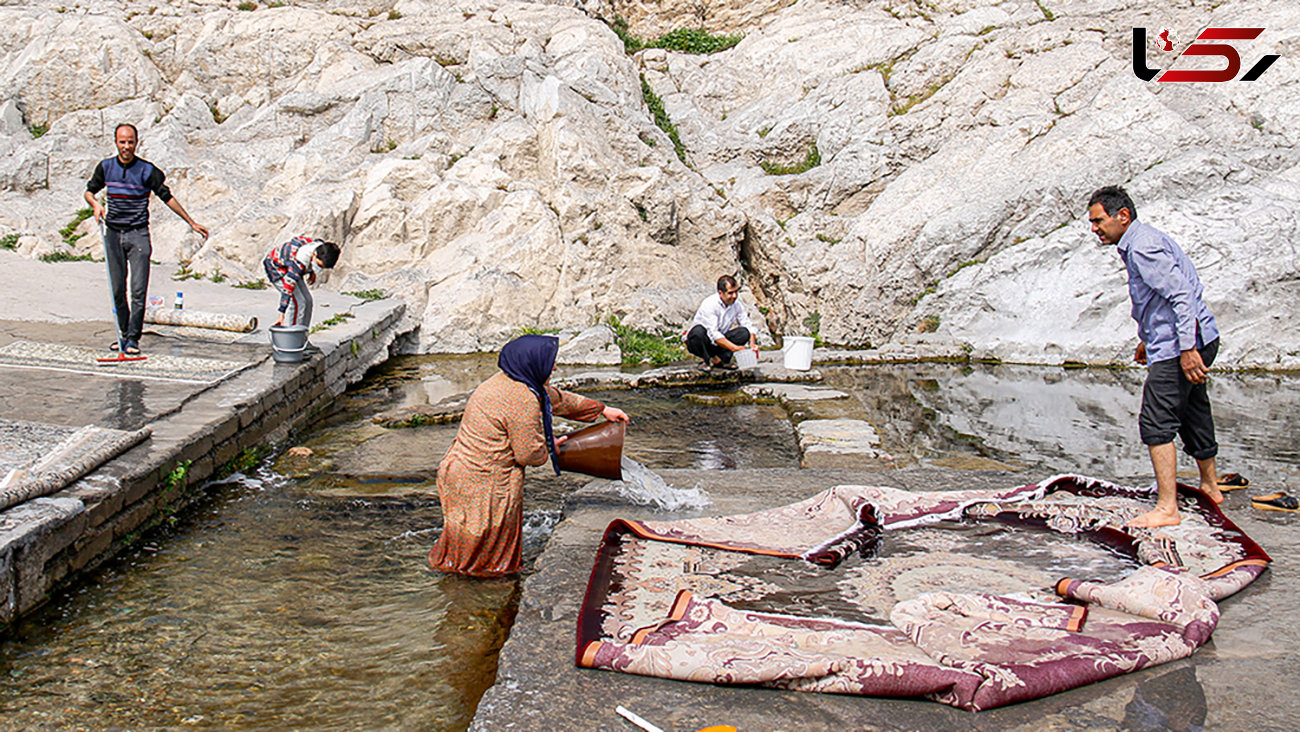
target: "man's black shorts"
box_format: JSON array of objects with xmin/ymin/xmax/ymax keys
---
[{"xmin": 1138, "ymin": 338, "xmax": 1219, "ymax": 460}]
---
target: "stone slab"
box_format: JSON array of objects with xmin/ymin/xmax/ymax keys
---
[
  {"xmin": 741, "ymin": 382, "xmax": 849, "ymax": 402},
  {"xmin": 796, "ymin": 417, "xmax": 893, "ymax": 469}
]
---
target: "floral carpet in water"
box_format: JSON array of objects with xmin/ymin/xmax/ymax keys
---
[{"xmin": 575, "ymin": 475, "xmax": 1269, "ymax": 711}]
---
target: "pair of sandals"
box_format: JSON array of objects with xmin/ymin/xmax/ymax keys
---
[
  {"xmin": 699, "ymin": 359, "xmax": 738, "ymax": 372},
  {"xmin": 109, "ymin": 340, "xmax": 142, "ymax": 355},
  {"xmin": 1251, "ymin": 492, "xmax": 1299, "ymax": 513},
  {"xmin": 1217, "ymin": 473, "xmax": 1300, "ymax": 512}
]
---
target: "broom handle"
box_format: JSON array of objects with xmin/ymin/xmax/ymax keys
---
[{"xmin": 98, "ymin": 216, "xmax": 125, "ymax": 350}]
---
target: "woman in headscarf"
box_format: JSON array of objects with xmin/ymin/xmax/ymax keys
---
[{"xmin": 429, "ymin": 334, "xmax": 629, "ymax": 577}]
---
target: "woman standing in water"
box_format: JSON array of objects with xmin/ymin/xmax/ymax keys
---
[{"xmin": 429, "ymin": 334, "xmax": 629, "ymax": 577}]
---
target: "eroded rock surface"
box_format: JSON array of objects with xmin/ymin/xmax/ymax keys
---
[{"xmin": 1, "ymin": 0, "xmax": 1294, "ymax": 366}]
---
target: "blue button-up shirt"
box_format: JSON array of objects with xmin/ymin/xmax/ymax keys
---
[{"xmin": 1116, "ymin": 220, "xmax": 1218, "ymax": 364}]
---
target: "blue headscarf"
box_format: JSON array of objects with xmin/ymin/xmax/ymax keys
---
[{"xmin": 498, "ymin": 334, "xmax": 562, "ymax": 475}]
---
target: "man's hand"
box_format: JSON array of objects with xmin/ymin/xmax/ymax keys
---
[
  {"xmin": 602, "ymin": 406, "xmax": 630, "ymax": 423},
  {"xmin": 1180, "ymin": 348, "xmax": 1208, "ymax": 384},
  {"xmin": 191, "ymin": 222, "xmax": 210, "ymax": 239},
  {"xmin": 1134, "ymin": 342, "xmax": 1147, "ymax": 365},
  {"xmin": 307, "ymin": 272, "xmax": 317, "ymax": 286},
  {"xmin": 91, "ymin": 203, "xmax": 105, "ymax": 224},
  {"xmin": 274, "ymin": 315, "xmax": 285, "ymax": 327}
]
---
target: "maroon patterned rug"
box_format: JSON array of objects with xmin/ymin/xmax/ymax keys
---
[{"xmin": 576, "ymin": 475, "xmax": 1269, "ymax": 711}]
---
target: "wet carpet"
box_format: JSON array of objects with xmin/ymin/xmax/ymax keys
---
[
  {"xmin": 577, "ymin": 475, "xmax": 1271, "ymax": 711},
  {"xmin": 0, "ymin": 339, "xmax": 252, "ymax": 384},
  {"xmin": 0, "ymin": 419, "xmax": 151, "ymax": 510}
]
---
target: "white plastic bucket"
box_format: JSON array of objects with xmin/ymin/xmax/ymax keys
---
[
  {"xmin": 734, "ymin": 348, "xmax": 758, "ymax": 369},
  {"xmin": 782, "ymin": 336, "xmax": 814, "ymax": 371}
]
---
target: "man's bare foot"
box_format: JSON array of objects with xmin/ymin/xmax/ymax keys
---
[
  {"xmin": 1126, "ymin": 508, "xmax": 1181, "ymax": 529},
  {"xmin": 1202, "ymin": 484, "xmax": 1225, "ymax": 504},
  {"xmin": 287, "ymin": 446, "xmax": 313, "ymax": 457}
]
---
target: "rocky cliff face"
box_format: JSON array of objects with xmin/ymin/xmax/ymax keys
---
[{"xmin": 1, "ymin": 0, "xmax": 1295, "ymax": 366}]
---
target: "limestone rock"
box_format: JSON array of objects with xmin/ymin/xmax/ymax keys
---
[
  {"xmin": 555, "ymin": 325, "xmax": 621, "ymax": 366},
  {"xmin": 0, "ymin": 0, "xmax": 1294, "ymax": 368}
]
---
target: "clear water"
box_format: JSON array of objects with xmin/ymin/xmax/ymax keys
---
[
  {"xmin": 603, "ymin": 456, "xmax": 712, "ymax": 511},
  {"xmin": 2, "ymin": 357, "xmax": 1297, "ymax": 729}
]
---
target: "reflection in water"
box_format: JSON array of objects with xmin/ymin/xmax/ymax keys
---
[
  {"xmin": 823, "ymin": 364, "xmax": 1300, "ymax": 484},
  {"xmin": 0, "ymin": 469, "xmax": 497, "ymax": 730},
  {"xmin": 1, "ymin": 357, "xmax": 1294, "ymax": 728},
  {"xmin": 105, "ymin": 378, "xmax": 147, "ymax": 431},
  {"xmin": 1122, "ymin": 664, "xmax": 1207, "ymax": 731}
]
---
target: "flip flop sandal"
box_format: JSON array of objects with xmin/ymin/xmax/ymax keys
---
[
  {"xmin": 718, "ymin": 361, "xmax": 739, "ymax": 370},
  {"xmin": 1217, "ymin": 473, "xmax": 1250, "ymax": 490},
  {"xmin": 1250, "ymin": 493, "xmax": 1299, "ymax": 512}
]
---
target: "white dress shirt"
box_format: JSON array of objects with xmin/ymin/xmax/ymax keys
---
[{"xmin": 688, "ymin": 292, "xmax": 755, "ymax": 343}]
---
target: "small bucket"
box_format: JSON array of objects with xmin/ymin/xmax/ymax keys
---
[
  {"xmin": 271, "ymin": 346, "xmax": 307, "ymax": 363},
  {"xmin": 556, "ymin": 420, "xmax": 625, "ymax": 480},
  {"xmin": 270, "ymin": 324, "xmax": 309, "ymax": 363},
  {"xmin": 734, "ymin": 348, "xmax": 758, "ymax": 369},
  {"xmin": 782, "ymin": 336, "xmax": 814, "ymax": 371}
]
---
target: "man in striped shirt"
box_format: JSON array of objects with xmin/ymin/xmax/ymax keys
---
[{"xmin": 84, "ymin": 123, "xmax": 209, "ymax": 355}]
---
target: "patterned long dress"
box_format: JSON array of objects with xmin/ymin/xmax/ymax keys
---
[{"xmin": 428, "ymin": 372, "xmax": 605, "ymax": 577}]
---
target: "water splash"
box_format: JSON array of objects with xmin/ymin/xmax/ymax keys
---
[{"xmin": 607, "ymin": 457, "xmax": 711, "ymax": 511}]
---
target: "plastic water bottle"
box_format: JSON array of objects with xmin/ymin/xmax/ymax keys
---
[{"xmin": 175, "ymin": 291, "xmax": 184, "ymax": 310}]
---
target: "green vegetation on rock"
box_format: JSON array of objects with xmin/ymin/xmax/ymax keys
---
[
  {"xmin": 760, "ymin": 143, "xmax": 820, "ymax": 176},
  {"xmin": 608, "ymin": 314, "xmax": 685, "ymax": 366},
  {"xmin": 59, "ymin": 207, "xmax": 93, "ymax": 246},
  {"xmin": 640, "ymin": 74, "xmax": 686, "ymax": 164},
  {"xmin": 611, "ymin": 19, "xmax": 742, "ymax": 55},
  {"xmin": 343, "ymin": 289, "xmax": 387, "ymax": 301}
]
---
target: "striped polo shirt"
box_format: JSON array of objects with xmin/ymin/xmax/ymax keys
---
[{"xmin": 86, "ymin": 156, "xmax": 173, "ymax": 231}]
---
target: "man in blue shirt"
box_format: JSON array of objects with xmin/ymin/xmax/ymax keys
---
[
  {"xmin": 85, "ymin": 123, "xmax": 209, "ymax": 355},
  {"xmin": 1087, "ymin": 186, "xmax": 1224, "ymax": 528}
]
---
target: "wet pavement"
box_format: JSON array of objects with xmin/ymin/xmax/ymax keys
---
[{"xmin": 0, "ymin": 250, "xmax": 407, "ymax": 629}]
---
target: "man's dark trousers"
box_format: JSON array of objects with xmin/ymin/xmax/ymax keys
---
[
  {"xmin": 686, "ymin": 325, "xmax": 749, "ymax": 364},
  {"xmin": 104, "ymin": 226, "xmax": 152, "ymax": 343}
]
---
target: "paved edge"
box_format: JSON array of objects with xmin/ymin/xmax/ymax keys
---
[{"xmin": 0, "ymin": 298, "xmax": 407, "ymax": 630}]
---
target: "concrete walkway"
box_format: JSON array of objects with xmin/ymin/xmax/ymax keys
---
[{"xmin": 0, "ymin": 251, "xmax": 407, "ymax": 629}]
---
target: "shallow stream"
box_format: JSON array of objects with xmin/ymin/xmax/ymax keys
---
[{"xmin": 2, "ymin": 357, "xmax": 1297, "ymax": 729}]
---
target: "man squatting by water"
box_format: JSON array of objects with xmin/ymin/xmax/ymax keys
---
[
  {"xmin": 685, "ymin": 275, "xmax": 758, "ymax": 371},
  {"xmin": 85, "ymin": 123, "xmax": 209, "ymax": 355},
  {"xmin": 1087, "ymin": 185, "xmax": 1224, "ymax": 528}
]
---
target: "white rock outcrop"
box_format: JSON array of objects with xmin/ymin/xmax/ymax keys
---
[{"xmin": 0, "ymin": 0, "xmax": 1295, "ymax": 366}]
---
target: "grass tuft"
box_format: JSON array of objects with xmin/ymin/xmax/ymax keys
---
[
  {"xmin": 608, "ymin": 315, "xmax": 685, "ymax": 366},
  {"xmin": 760, "ymin": 143, "xmax": 821, "ymax": 176},
  {"xmin": 640, "ymin": 74, "xmax": 686, "ymax": 164}
]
